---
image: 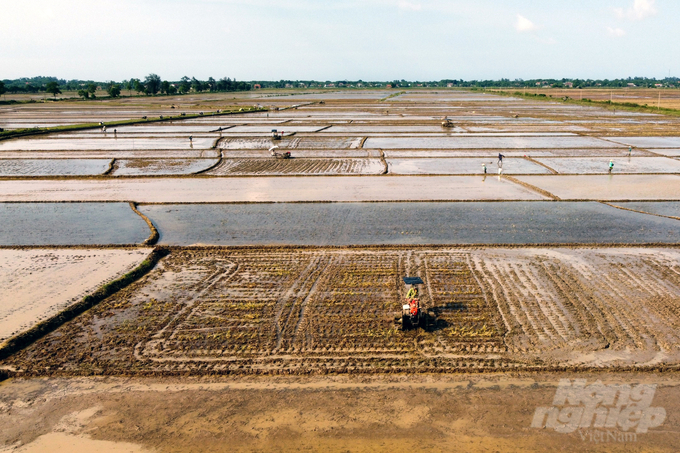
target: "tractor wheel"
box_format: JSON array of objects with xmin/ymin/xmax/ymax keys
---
[{"xmin": 401, "ymin": 315, "xmax": 409, "ymax": 331}]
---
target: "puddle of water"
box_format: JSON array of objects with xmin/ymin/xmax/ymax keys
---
[
  {"xmin": 112, "ymin": 159, "xmax": 218, "ymax": 176},
  {"xmin": 613, "ymin": 201, "xmax": 680, "ymax": 218},
  {"xmin": 140, "ymin": 202, "xmax": 680, "ymax": 246},
  {"xmin": 607, "ymin": 137, "xmax": 680, "ymax": 148},
  {"xmin": 0, "ymin": 159, "xmax": 111, "ymax": 176},
  {"xmin": 364, "ymin": 136, "xmax": 612, "ymax": 149},
  {"xmin": 536, "ymin": 157, "xmax": 680, "ymax": 174},
  {"xmin": 387, "ymin": 158, "xmax": 550, "ymax": 175},
  {"xmin": 0, "ymin": 203, "xmax": 150, "ymax": 245}
]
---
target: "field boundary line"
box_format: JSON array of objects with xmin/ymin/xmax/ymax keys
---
[
  {"xmin": 129, "ymin": 201, "xmax": 159, "ymax": 245},
  {"xmin": 503, "ymin": 175, "xmax": 560, "ymax": 200},
  {"xmin": 601, "ymin": 201, "xmax": 680, "ymax": 222},
  {"xmin": 523, "ymin": 156, "xmax": 558, "ymax": 174}
]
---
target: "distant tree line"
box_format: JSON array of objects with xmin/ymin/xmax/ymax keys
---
[
  {"xmin": 1, "ymin": 76, "xmax": 678, "ymax": 99},
  {"xmin": 0, "ymin": 74, "xmax": 252, "ymax": 99}
]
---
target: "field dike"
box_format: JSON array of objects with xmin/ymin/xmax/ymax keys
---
[
  {"xmin": 128, "ymin": 202, "xmax": 159, "ymax": 245},
  {"xmin": 503, "ymin": 175, "xmax": 560, "ymax": 200},
  {"xmin": 0, "ymin": 247, "xmax": 169, "ymax": 366}
]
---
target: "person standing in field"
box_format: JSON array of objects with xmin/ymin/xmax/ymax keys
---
[
  {"xmin": 609, "ymin": 159, "xmax": 614, "ymax": 173},
  {"xmin": 482, "ymin": 163, "xmax": 487, "ymax": 174},
  {"xmin": 498, "ymin": 153, "xmax": 505, "ymax": 168}
]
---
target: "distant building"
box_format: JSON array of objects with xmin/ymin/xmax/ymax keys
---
[
  {"xmin": 564, "ymin": 82, "xmax": 573, "ymax": 88},
  {"xmin": 447, "ymin": 83, "xmax": 454, "ymax": 87},
  {"xmin": 386, "ymin": 84, "xmax": 393, "ymax": 88},
  {"xmin": 285, "ymin": 84, "xmax": 293, "ymax": 88},
  {"xmin": 655, "ymin": 83, "xmax": 663, "ymax": 87},
  {"xmin": 253, "ymin": 84, "xmax": 261, "ymax": 89},
  {"xmin": 627, "ymin": 83, "xmax": 636, "ymax": 87}
]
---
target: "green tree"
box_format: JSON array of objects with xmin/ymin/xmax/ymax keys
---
[
  {"xmin": 160, "ymin": 80, "xmax": 170, "ymax": 94},
  {"xmin": 126, "ymin": 78, "xmax": 139, "ymax": 96},
  {"xmin": 77, "ymin": 89, "xmax": 90, "ymax": 99},
  {"xmin": 191, "ymin": 77, "xmax": 204, "ymax": 92},
  {"xmin": 145, "ymin": 73, "xmax": 161, "ymax": 95},
  {"xmin": 45, "ymin": 81, "xmax": 61, "ymax": 98},
  {"xmin": 87, "ymin": 83, "xmax": 97, "ymax": 98},
  {"xmin": 0, "ymin": 81, "xmax": 6, "ymax": 99},
  {"xmin": 178, "ymin": 76, "xmax": 191, "ymax": 94},
  {"xmin": 167, "ymin": 84, "xmax": 177, "ymax": 95},
  {"xmin": 133, "ymin": 79, "xmax": 145, "ymax": 95},
  {"xmin": 107, "ymin": 84, "xmax": 121, "ymax": 98}
]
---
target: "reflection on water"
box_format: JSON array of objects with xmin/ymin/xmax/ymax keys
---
[
  {"xmin": 140, "ymin": 201, "xmax": 679, "ymax": 246},
  {"xmin": 0, "ymin": 203, "xmax": 150, "ymax": 245}
]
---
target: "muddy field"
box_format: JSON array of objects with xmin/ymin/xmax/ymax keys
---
[
  {"xmin": 208, "ymin": 158, "xmax": 385, "ymax": 175},
  {"xmin": 0, "ymin": 249, "xmax": 151, "ymax": 346},
  {"xmin": 2, "ymin": 88, "xmax": 680, "ymax": 451},
  {"xmin": 3, "ymin": 246, "xmax": 680, "ymax": 378}
]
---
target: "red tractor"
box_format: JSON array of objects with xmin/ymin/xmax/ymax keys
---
[{"xmin": 401, "ymin": 276, "xmax": 428, "ymax": 330}]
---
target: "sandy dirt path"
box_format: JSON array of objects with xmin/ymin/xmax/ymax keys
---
[{"xmin": 1, "ymin": 373, "xmax": 678, "ymax": 452}]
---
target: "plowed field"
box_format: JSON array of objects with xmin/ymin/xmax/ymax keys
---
[
  {"xmin": 208, "ymin": 158, "xmax": 384, "ymax": 175},
  {"xmin": 5, "ymin": 246, "xmax": 680, "ymax": 377}
]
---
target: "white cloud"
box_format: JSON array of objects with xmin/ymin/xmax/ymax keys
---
[
  {"xmin": 398, "ymin": 1, "xmax": 421, "ymax": 11},
  {"xmin": 515, "ymin": 14, "xmax": 537, "ymax": 32},
  {"xmin": 607, "ymin": 26, "xmax": 626, "ymax": 37},
  {"xmin": 614, "ymin": 0, "xmax": 657, "ymax": 20}
]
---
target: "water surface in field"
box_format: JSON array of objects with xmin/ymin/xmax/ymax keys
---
[
  {"xmin": 0, "ymin": 159, "xmax": 111, "ymax": 176},
  {"xmin": 364, "ymin": 136, "xmax": 613, "ymax": 149},
  {"xmin": 607, "ymin": 137, "xmax": 680, "ymax": 148},
  {"xmin": 0, "ymin": 203, "xmax": 150, "ymax": 245},
  {"xmin": 612, "ymin": 201, "xmax": 680, "ymax": 218},
  {"xmin": 140, "ymin": 201, "xmax": 680, "ymax": 246}
]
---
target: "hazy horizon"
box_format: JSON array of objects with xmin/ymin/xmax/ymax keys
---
[{"xmin": 4, "ymin": 0, "xmax": 679, "ymax": 81}]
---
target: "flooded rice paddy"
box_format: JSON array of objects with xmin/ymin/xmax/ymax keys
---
[
  {"xmin": 387, "ymin": 158, "xmax": 551, "ymax": 175},
  {"xmin": 612, "ymin": 201, "xmax": 680, "ymax": 218},
  {"xmin": 0, "ymin": 159, "xmax": 111, "ymax": 176},
  {"xmin": 0, "ymin": 202, "xmax": 150, "ymax": 245},
  {"xmin": 111, "ymin": 158, "xmax": 218, "ymax": 176},
  {"xmin": 535, "ymin": 156, "xmax": 680, "ymax": 174},
  {"xmin": 139, "ymin": 201, "xmax": 680, "ymax": 246},
  {"xmin": 364, "ymin": 136, "xmax": 614, "ymax": 149}
]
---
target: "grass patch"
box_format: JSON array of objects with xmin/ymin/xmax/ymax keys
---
[{"xmin": 379, "ymin": 91, "xmax": 406, "ymax": 102}]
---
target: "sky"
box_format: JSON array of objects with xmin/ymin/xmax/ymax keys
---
[{"xmin": 3, "ymin": 0, "xmax": 680, "ymax": 81}]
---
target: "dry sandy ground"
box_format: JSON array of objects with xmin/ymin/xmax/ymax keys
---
[
  {"xmin": 0, "ymin": 176, "xmax": 545, "ymax": 203},
  {"xmin": 1, "ymin": 373, "xmax": 679, "ymax": 452},
  {"xmin": 0, "ymin": 249, "xmax": 151, "ymax": 345}
]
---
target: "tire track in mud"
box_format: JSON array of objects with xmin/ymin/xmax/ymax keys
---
[{"xmin": 273, "ymin": 255, "xmax": 324, "ymax": 351}]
